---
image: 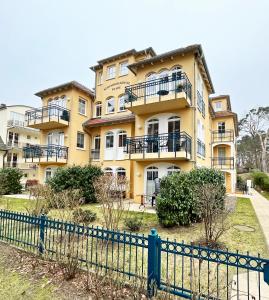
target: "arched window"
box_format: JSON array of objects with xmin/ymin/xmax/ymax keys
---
[
  {"xmin": 146, "ymin": 73, "xmax": 157, "ymax": 97},
  {"xmin": 118, "ymin": 94, "xmax": 127, "ymax": 112},
  {"xmin": 95, "ymin": 102, "xmax": 102, "ymax": 117},
  {"xmin": 104, "ymin": 167, "xmax": 113, "ymax": 175},
  {"xmin": 106, "ymin": 97, "xmax": 115, "ymax": 114},
  {"xmin": 170, "ymin": 66, "xmax": 182, "ymax": 89},
  {"xmin": 147, "ymin": 119, "xmax": 159, "ymax": 135},
  {"xmin": 105, "ymin": 132, "xmax": 114, "ymax": 148},
  {"xmin": 116, "ymin": 167, "xmax": 126, "ymax": 178},
  {"xmin": 118, "ymin": 130, "xmax": 127, "ymax": 148},
  {"xmin": 167, "ymin": 165, "xmax": 180, "ymax": 176},
  {"xmin": 146, "ymin": 166, "xmax": 159, "ymax": 180}
]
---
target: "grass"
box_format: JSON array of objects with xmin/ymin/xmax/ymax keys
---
[
  {"xmin": 0, "ymin": 196, "xmax": 267, "ymax": 256},
  {"xmin": 0, "ymin": 252, "xmax": 56, "ymax": 300},
  {"xmin": 261, "ymin": 190, "xmax": 269, "ymax": 200}
]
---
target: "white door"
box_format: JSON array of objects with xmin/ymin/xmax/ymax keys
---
[
  {"xmin": 146, "ymin": 167, "xmax": 159, "ymax": 197},
  {"xmin": 116, "ymin": 131, "xmax": 127, "ymax": 160}
]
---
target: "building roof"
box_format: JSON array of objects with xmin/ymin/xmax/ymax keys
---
[
  {"xmin": 83, "ymin": 114, "xmax": 135, "ymax": 129},
  {"xmin": 90, "ymin": 47, "xmax": 156, "ymax": 71},
  {"xmin": 35, "ymin": 81, "xmax": 95, "ymax": 98},
  {"xmin": 210, "ymin": 95, "xmax": 232, "ymax": 111},
  {"xmin": 128, "ymin": 44, "xmax": 215, "ymax": 94}
]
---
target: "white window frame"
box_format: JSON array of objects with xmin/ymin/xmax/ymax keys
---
[
  {"xmin": 118, "ymin": 95, "xmax": 126, "ymax": 112},
  {"xmin": 95, "ymin": 102, "xmax": 102, "ymax": 118},
  {"xmin": 105, "ymin": 132, "xmax": 114, "ymax": 148},
  {"xmin": 118, "ymin": 130, "xmax": 127, "ymax": 148},
  {"xmin": 97, "ymin": 71, "xmax": 103, "ymax": 85},
  {"xmin": 106, "ymin": 97, "xmax": 115, "ymax": 114},
  {"xmin": 215, "ymin": 101, "xmax": 222, "ymax": 112},
  {"xmin": 119, "ymin": 61, "xmax": 128, "ymax": 76},
  {"xmin": 77, "ymin": 132, "xmax": 85, "ymax": 149},
  {"xmin": 107, "ymin": 65, "xmax": 116, "ymax": 80},
  {"xmin": 78, "ymin": 98, "xmax": 86, "ymax": 115}
]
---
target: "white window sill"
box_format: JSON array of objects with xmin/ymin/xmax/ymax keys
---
[
  {"xmin": 119, "ymin": 73, "xmax": 128, "ymax": 77},
  {"xmin": 105, "ymin": 112, "xmax": 115, "ymax": 115},
  {"xmin": 76, "ymin": 147, "xmax": 86, "ymax": 151},
  {"xmin": 78, "ymin": 113, "xmax": 87, "ymax": 117},
  {"xmin": 117, "ymin": 109, "xmax": 127, "ymax": 113},
  {"xmin": 106, "ymin": 77, "xmax": 116, "ymax": 81}
]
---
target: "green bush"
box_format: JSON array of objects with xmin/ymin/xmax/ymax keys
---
[
  {"xmin": 73, "ymin": 208, "xmax": 97, "ymax": 224},
  {"xmin": 0, "ymin": 168, "xmax": 23, "ymax": 195},
  {"xmin": 156, "ymin": 168, "xmax": 225, "ymax": 227},
  {"xmin": 252, "ymin": 171, "xmax": 268, "ymax": 187},
  {"xmin": 236, "ymin": 175, "xmax": 246, "ymax": 191},
  {"xmin": 261, "ymin": 177, "xmax": 269, "ymax": 192},
  {"xmin": 47, "ymin": 165, "xmax": 102, "ymax": 203},
  {"xmin": 124, "ymin": 215, "xmax": 143, "ymax": 231}
]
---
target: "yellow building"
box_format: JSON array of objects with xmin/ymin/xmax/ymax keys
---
[{"xmin": 24, "ymin": 45, "xmax": 238, "ymax": 200}]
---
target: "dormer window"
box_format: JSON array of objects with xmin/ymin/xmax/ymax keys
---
[{"xmin": 215, "ymin": 101, "xmax": 222, "ymax": 112}]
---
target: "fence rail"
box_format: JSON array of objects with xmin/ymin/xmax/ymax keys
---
[
  {"xmin": 0, "ymin": 210, "xmax": 268, "ymax": 299},
  {"xmin": 23, "ymin": 144, "xmax": 68, "ymax": 162},
  {"xmin": 212, "ymin": 130, "xmax": 234, "ymax": 143}
]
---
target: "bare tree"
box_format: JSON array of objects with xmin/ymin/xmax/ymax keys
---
[
  {"xmin": 94, "ymin": 174, "xmax": 129, "ymax": 230},
  {"xmin": 239, "ymin": 107, "xmax": 269, "ymax": 172},
  {"xmin": 194, "ymin": 183, "xmax": 230, "ymax": 247}
]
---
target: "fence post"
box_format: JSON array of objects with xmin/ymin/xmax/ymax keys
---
[
  {"xmin": 39, "ymin": 214, "xmax": 46, "ymax": 254},
  {"xmin": 147, "ymin": 228, "xmax": 161, "ymax": 298}
]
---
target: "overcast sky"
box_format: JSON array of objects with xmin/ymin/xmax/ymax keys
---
[{"xmin": 0, "ymin": 0, "xmax": 268, "ymax": 118}]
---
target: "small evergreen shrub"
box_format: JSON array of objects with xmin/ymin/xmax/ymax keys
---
[
  {"xmin": 124, "ymin": 215, "xmax": 143, "ymax": 231},
  {"xmin": 252, "ymin": 171, "xmax": 268, "ymax": 187},
  {"xmin": 156, "ymin": 168, "xmax": 225, "ymax": 227},
  {"xmin": 261, "ymin": 177, "xmax": 269, "ymax": 192},
  {"xmin": 47, "ymin": 165, "xmax": 103, "ymax": 203},
  {"xmin": 73, "ymin": 208, "xmax": 97, "ymax": 224},
  {"xmin": 236, "ymin": 175, "xmax": 246, "ymax": 191},
  {"xmin": 0, "ymin": 168, "xmax": 23, "ymax": 195}
]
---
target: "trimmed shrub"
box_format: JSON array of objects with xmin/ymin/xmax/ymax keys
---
[
  {"xmin": 0, "ymin": 168, "xmax": 23, "ymax": 195},
  {"xmin": 252, "ymin": 171, "xmax": 268, "ymax": 187},
  {"xmin": 236, "ymin": 175, "xmax": 246, "ymax": 191},
  {"xmin": 73, "ymin": 208, "xmax": 97, "ymax": 224},
  {"xmin": 47, "ymin": 165, "xmax": 102, "ymax": 203},
  {"xmin": 261, "ymin": 177, "xmax": 269, "ymax": 192},
  {"xmin": 156, "ymin": 168, "xmax": 226, "ymax": 227},
  {"xmin": 124, "ymin": 215, "xmax": 143, "ymax": 231}
]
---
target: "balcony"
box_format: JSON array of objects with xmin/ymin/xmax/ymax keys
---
[
  {"xmin": 7, "ymin": 141, "xmax": 32, "ymax": 149},
  {"xmin": 23, "ymin": 144, "xmax": 68, "ymax": 164},
  {"xmin": 212, "ymin": 157, "xmax": 235, "ymax": 170},
  {"xmin": 125, "ymin": 72, "xmax": 192, "ymax": 114},
  {"xmin": 91, "ymin": 149, "xmax": 100, "ymax": 160},
  {"xmin": 125, "ymin": 132, "xmax": 192, "ymax": 161},
  {"xmin": 25, "ymin": 105, "xmax": 70, "ymax": 130},
  {"xmin": 212, "ymin": 130, "xmax": 234, "ymax": 143},
  {"xmin": 4, "ymin": 162, "xmax": 38, "ymax": 169}
]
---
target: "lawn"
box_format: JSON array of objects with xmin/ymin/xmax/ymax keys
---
[
  {"xmin": 0, "ymin": 196, "xmax": 267, "ymax": 256},
  {"xmin": 261, "ymin": 190, "xmax": 269, "ymax": 200}
]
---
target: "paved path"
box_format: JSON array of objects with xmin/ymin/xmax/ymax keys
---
[
  {"xmin": 3, "ymin": 194, "xmax": 31, "ymax": 199},
  {"xmin": 248, "ymin": 188, "xmax": 269, "ymax": 250}
]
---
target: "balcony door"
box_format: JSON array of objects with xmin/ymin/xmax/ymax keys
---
[
  {"xmin": 146, "ymin": 73, "xmax": 157, "ymax": 98},
  {"xmin": 147, "ymin": 119, "xmax": 159, "ymax": 153},
  {"xmin": 168, "ymin": 116, "xmax": 180, "ymax": 152},
  {"xmin": 218, "ymin": 147, "xmax": 226, "ymax": 166},
  {"xmin": 48, "ymin": 97, "xmax": 66, "ymax": 117},
  {"xmin": 47, "ymin": 132, "xmax": 64, "ymax": 146},
  {"xmin": 146, "ymin": 166, "xmax": 159, "ymax": 198}
]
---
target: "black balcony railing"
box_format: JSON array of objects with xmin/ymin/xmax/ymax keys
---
[
  {"xmin": 23, "ymin": 144, "xmax": 68, "ymax": 162},
  {"xmin": 91, "ymin": 149, "xmax": 100, "ymax": 160},
  {"xmin": 197, "ymin": 139, "xmax": 205, "ymax": 157},
  {"xmin": 212, "ymin": 157, "xmax": 234, "ymax": 169},
  {"xmin": 212, "ymin": 130, "xmax": 234, "ymax": 143},
  {"xmin": 125, "ymin": 72, "xmax": 192, "ymax": 105},
  {"xmin": 125, "ymin": 132, "xmax": 192, "ymax": 158},
  {"xmin": 25, "ymin": 105, "xmax": 70, "ymax": 126},
  {"xmin": 197, "ymin": 91, "xmax": 205, "ymax": 117}
]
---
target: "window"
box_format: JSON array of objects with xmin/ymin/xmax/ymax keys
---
[
  {"xmin": 95, "ymin": 102, "xmax": 102, "ymax": 117},
  {"xmin": 215, "ymin": 101, "xmax": 222, "ymax": 112},
  {"xmin": 118, "ymin": 131, "xmax": 127, "ymax": 147},
  {"xmin": 167, "ymin": 166, "xmax": 180, "ymax": 176},
  {"xmin": 218, "ymin": 122, "xmax": 225, "ymax": 133},
  {"xmin": 106, "ymin": 97, "xmax": 115, "ymax": 114},
  {"xmin": 27, "ymin": 135, "xmax": 31, "ymax": 140},
  {"xmin": 77, "ymin": 132, "xmax": 85, "ymax": 148},
  {"xmin": 119, "ymin": 61, "xmax": 128, "ymax": 76},
  {"xmin": 116, "ymin": 167, "xmax": 126, "ymax": 178},
  {"xmin": 107, "ymin": 65, "xmax": 116, "ymax": 79},
  {"xmin": 97, "ymin": 71, "xmax": 103, "ymax": 85},
  {"xmin": 104, "ymin": 167, "xmax": 113, "ymax": 175},
  {"xmin": 118, "ymin": 95, "xmax": 126, "ymax": 112},
  {"xmin": 78, "ymin": 98, "xmax": 86, "ymax": 115},
  {"xmin": 93, "ymin": 135, "xmax": 100, "ymax": 150},
  {"xmin": 106, "ymin": 132, "xmax": 114, "ymax": 148}
]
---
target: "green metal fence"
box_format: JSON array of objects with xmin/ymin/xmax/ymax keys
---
[{"xmin": 0, "ymin": 209, "xmax": 269, "ymax": 299}]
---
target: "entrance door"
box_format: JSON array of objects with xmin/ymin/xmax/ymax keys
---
[
  {"xmin": 168, "ymin": 116, "xmax": 180, "ymax": 152},
  {"xmin": 146, "ymin": 167, "xmax": 159, "ymax": 197}
]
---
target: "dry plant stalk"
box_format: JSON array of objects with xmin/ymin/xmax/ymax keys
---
[
  {"xmin": 94, "ymin": 174, "xmax": 129, "ymax": 230},
  {"xmin": 194, "ymin": 183, "xmax": 231, "ymax": 247}
]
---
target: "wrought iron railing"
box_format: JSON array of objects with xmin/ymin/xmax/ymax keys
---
[
  {"xmin": 7, "ymin": 119, "xmax": 25, "ymax": 128},
  {"xmin": 91, "ymin": 149, "xmax": 100, "ymax": 160},
  {"xmin": 23, "ymin": 144, "xmax": 68, "ymax": 162},
  {"xmin": 0, "ymin": 210, "xmax": 268, "ymax": 299},
  {"xmin": 125, "ymin": 132, "xmax": 192, "ymax": 158},
  {"xmin": 25, "ymin": 105, "xmax": 70, "ymax": 125},
  {"xmin": 212, "ymin": 130, "xmax": 234, "ymax": 143},
  {"xmin": 212, "ymin": 157, "xmax": 235, "ymax": 169},
  {"xmin": 125, "ymin": 72, "xmax": 192, "ymax": 105},
  {"xmin": 197, "ymin": 90, "xmax": 205, "ymax": 117},
  {"xmin": 197, "ymin": 138, "xmax": 205, "ymax": 157},
  {"xmin": 3, "ymin": 162, "xmax": 37, "ymax": 169}
]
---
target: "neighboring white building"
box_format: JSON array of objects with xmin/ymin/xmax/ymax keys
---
[{"xmin": 0, "ymin": 104, "xmax": 40, "ymax": 184}]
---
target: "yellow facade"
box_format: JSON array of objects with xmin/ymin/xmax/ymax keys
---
[{"xmin": 26, "ymin": 45, "xmax": 237, "ymax": 197}]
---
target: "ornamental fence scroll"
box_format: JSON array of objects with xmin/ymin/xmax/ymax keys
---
[{"xmin": 0, "ymin": 209, "xmax": 268, "ymax": 299}]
